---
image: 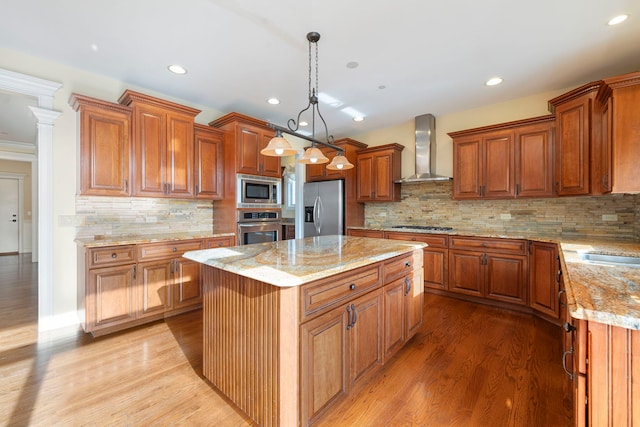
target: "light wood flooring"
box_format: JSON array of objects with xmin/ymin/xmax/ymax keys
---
[{"xmin": 0, "ymin": 254, "xmax": 573, "ymax": 426}]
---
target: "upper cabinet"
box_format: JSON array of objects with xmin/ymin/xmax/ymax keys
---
[
  {"xmin": 356, "ymin": 143, "xmax": 404, "ymax": 202},
  {"xmin": 194, "ymin": 124, "xmax": 224, "ymax": 199},
  {"xmin": 210, "ymin": 112, "xmax": 281, "ymax": 178},
  {"xmin": 596, "ymin": 71, "xmax": 640, "ymax": 194},
  {"xmin": 548, "ymin": 82, "xmax": 601, "ymax": 196},
  {"xmin": 71, "ymin": 94, "xmax": 133, "ymax": 197},
  {"xmin": 449, "ymin": 116, "xmax": 555, "ymax": 200},
  {"xmin": 118, "ymin": 90, "xmax": 201, "ymax": 198}
]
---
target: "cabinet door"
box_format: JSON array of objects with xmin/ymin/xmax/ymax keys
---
[
  {"xmin": 88, "ymin": 265, "xmax": 136, "ymax": 331},
  {"xmin": 485, "ymin": 253, "xmax": 527, "ymax": 305},
  {"xmin": 79, "ymin": 104, "xmax": 131, "ymax": 196},
  {"xmin": 555, "ymin": 95, "xmax": 591, "ymax": 195},
  {"xmin": 237, "ymin": 125, "xmax": 261, "ymax": 175},
  {"xmin": 300, "ymin": 306, "xmax": 349, "ymax": 425},
  {"xmin": 483, "ymin": 132, "xmax": 515, "ymax": 198},
  {"xmin": 195, "ymin": 128, "xmax": 224, "ymax": 199},
  {"xmin": 423, "ymin": 248, "xmax": 448, "ymax": 290},
  {"xmin": 453, "ymin": 137, "xmax": 483, "ymax": 199},
  {"xmin": 356, "ymin": 154, "xmax": 374, "ymax": 201},
  {"xmin": 349, "ymin": 290, "xmax": 383, "ymax": 385},
  {"xmin": 515, "ymin": 122, "xmax": 554, "ymax": 197},
  {"xmin": 383, "ymin": 277, "xmax": 406, "ymax": 361},
  {"xmin": 173, "ymin": 258, "xmax": 202, "ymax": 310},
  {"xmin": 373, "ymin": 152, "xmax": 393, "ymax": 200},
  {"xmin": 260, "ymin": 132, "xmax": 282, "ymax": 178},
  {"xmin": 166, "ymin": 112, "xmax": 194, "ymax": 197},
  {"xmin": 134, "ymin": 104, "xmax": 166, "ymax": 196},
  {"xmin": 448, "ymin": 250, "xmax": 484, "ymax": 297},
  {"xmin": 529, "ymin": 241, "xmax": 560, "ymax": 318},
  {"xmin": 405, "ymin": 269, "xmax": 424, "ymax": 340},
  {"xmin": 307, "ymin": 146, "xmax": 343, "ymax": 182},
  {"xmin": 138, "ymin": 260, "xmax": 172, "ymax": 317}
]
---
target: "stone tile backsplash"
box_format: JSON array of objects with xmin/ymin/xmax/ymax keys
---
[
  {"xmin": 76, "ymin": 196, "xmax": 213, "ymax": 239},
  {"xmin": 364, "ymin": 181, "xmax": 639, "ymax": 239}
]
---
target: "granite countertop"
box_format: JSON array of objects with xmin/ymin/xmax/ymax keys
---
[
  {"xmin": 349, "ymin": 226, "xmax": 640, "ymax": 330},
  {"xmin": 183, "ymin": 235, "xmax": 426, "ymax": 288},
  {"xmin": 75, "ymin": 232, "xmax": 236, "ymax": 248}
]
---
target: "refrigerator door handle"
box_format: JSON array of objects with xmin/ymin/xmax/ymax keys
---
[{"xmin": 314, "ymin": 196, "xmax": 322, "ymax": 235}]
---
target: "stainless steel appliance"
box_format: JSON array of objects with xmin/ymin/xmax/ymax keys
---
[
  {"xmin": 237, "ymin": 174, "xmax": 281, "ymax": 207},
  {"xmin": 303, "ymin": 180, "xmax": 344, "ymax": 237},
  {"xmin": 237, "ymin": 209, "xmax": 281, "ymax": 245}
]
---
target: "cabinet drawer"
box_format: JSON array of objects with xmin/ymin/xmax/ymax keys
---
[
  {"xmin": 449, "ymin": 236, "xmax": 526, "ymax": 255},
  {"xmin": 348, "ymin": 229, "xmax": 385, "ymax": 238},
  {"xmin": 137, "ymin": 240, "xmax": 203, "ymax": 261},
  {"xmin": 302, "ymin": 265, "xmax": 381, "ymax": 319},
  {"xmin": 88, "ymin": 245, "xmax": 135, "ymax": 268},
  {"xmin": 205, "ymin": 236, "xmax": 235, "ymax": 248},
  {"xmin": 385, "ymin": 232, "xmax": 448, "ymax": 248},
  {"xmin": 384, "ymin": 251, "xmax": 422, "ymax": 283}
]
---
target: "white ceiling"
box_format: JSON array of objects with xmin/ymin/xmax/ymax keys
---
[{"xmin": 1, "ymin": 0, "xmax": 639, "ymax": 144}]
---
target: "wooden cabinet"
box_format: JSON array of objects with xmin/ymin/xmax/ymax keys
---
[
  {"xmin": 118, "ymin": 90, "xmax": 201, "ymax": 198},
  {"xmin": 448, "ymin": 236, "xmax": 528, "ymax": 305},
  {"xmin": 385, "ymin": 231, "xmax": 448, "ymax": 291},
  {"xmin": 528, "ymin": 241, "xmax": 561, "ymax": 320},
  {"xmin": 210, "ymin": 112, "xmax": 281, "ymax": 178},
  {"xmin": 356, "ymin": 143, "xmax": 403, "ymax": 202},
  {"xmin": 347, "ymin": 228, "xmax": 385, "ymax": 238},
  {"xmin": 597, "ymin": 71, "xmax": 640, "ymax": 194},
  {"xmin": 449, "ymin": 116, "xmax": 555, "ymax": 200},
  {"xmin": 548, "ymin": 81, "xmax": 601, "ymax": 196},
  {"xmin": 194, "ymin": 124, "xmax": 224, "ymax": 199},
  {"xmin": 70, "ymin": 94, "xmax": 132, "ymax": 196},
  {"xmin": 204, "ymin": 235, "xmax": 236, "ymax": 248},
  {"xmin": 282, "ymin": 223, "xmax": 296, "ymax": 240}
]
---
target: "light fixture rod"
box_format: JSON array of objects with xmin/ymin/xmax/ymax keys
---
[{"xmin": 267, "ymin": 123, "xmax": 344, "ymax": 155}]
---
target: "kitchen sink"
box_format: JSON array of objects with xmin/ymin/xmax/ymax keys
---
[{"xmin": 578, "ymin": 253, "xmax": 640, "ymax": 268}]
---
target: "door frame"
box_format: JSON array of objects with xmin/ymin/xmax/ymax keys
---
[
  {"xmin": 0, "ymin": 173, "xmax": 25, "ymax": 253},
  {"xmin": 0, "ymin": 68, "xmax": 62, "ymax": 331}
]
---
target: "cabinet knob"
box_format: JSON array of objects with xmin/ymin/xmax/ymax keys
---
[
  {"xmin": 173, "ymin": 247, "xmax": 177, "ymax": 252},
  {"xmin": 563, "ymin": 322, "xmax": 576, "ymax": 333},
  {"xmin": 111, "ymin": 253, "xmax": 117, "ymax": 259},
  {"xmin": 349, "ymin": 284, "xmax": 356, "ymax": 290},
  {"xmin": 405, "ymin": 262, "xmax": 411, "ymax": 267}
]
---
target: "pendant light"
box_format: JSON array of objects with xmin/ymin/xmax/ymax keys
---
[{"xmin": 263, "ymin": 32, "xmax": 354, "ymax": 171}]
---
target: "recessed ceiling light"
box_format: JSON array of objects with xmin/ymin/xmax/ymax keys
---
[
  {"xmin": 353, "ymin": 116, "xmax": 364, "ymax": 122},
  {"xmin": 267, "ymin": 98, "xmax": 280, "ymax": 105},
  {"xmin": 378, "ymin": 85, "xmax": 386, "ymax": 90},
  {"xmin": 608, "ymin": 14, "xmax": 628, "ymax": 25},
  {"xmin": 168, "ymin": 64, "xmax": 187, "ymax": 75},
  {"xmin": 90, "ymin": 43, "xmax": 99, "ymax": 52},
  {"xmin": 485, "ymin": 77, "xmax": 503, "ymax": 86},
  {"xmin": 346, "ymin": 61, "xmax": 359, "ymax": 69}
]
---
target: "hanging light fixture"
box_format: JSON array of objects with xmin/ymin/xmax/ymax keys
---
[{"xmin": 262, "ymin": 32, "xmax": 354, "ymax": 170}]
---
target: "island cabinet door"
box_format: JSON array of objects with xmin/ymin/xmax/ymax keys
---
[
  {"xmin": 405, "ymin": 269, "xmax": 424, "ymax": 340},
  {"xmin": 383, "ymin": 276, "xmax": 406, "ymax": 361},
  {"xmin": 301, "ymin": 305, "xmax": 350, "ymax": 425},
  {"xmin": 349, "ymin": 289, "xmax": 384, "ymax": 385}
]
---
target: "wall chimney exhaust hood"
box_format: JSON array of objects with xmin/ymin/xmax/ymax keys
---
[{"xmin": 396, "ymin": 114, "xmax": 452, "ymax": 183}]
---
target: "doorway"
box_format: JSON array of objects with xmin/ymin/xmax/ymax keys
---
[{"xmin": 0, "ymin": 177, "xmax": 20, "ymax": 254}]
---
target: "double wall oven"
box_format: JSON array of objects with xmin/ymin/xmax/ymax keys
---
[{"xmin": 237, "ymin": 210, "xmax": 281, "ymax": 245}]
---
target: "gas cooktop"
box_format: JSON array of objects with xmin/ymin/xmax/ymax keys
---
[{"xmin": 390, "ymin": 225, "xmax": 454, "ymax": 232}]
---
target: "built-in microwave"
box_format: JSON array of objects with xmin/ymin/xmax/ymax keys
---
[{"xmin": 237, "ymin": 174, "xmax": 281, "ymax": 206}]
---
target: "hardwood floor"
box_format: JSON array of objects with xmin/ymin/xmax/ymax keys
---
[{"xmin": 0, "ymin": 255, "xmax": 573, "ymax": 426}]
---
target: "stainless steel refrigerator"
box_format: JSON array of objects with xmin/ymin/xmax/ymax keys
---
[{"xmin": 303, "ymin": 180, "xmax": 344, "ymax": 237}]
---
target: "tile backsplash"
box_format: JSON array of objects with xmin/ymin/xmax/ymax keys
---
[
  {"xmin": 76, "ymin": 196, "xmax": 213, "ymax": 239},
  {"xmin": 364, "ymin": 181, "xmax": 639, "ymax": 239}
]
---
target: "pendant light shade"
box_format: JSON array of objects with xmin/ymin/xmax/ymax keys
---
[
  {"xmin": 261, "ymin": 131, "xmax": 298, "ymax": 156},
  {"xmin": 298, "ymin": 146, "xmax": 329, "ymax": 164},
  {"xmin": 326, "ymin": 154, "xmax": 354, "ymax": 170}
]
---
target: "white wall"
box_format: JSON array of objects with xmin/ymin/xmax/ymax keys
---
[{"xmin": 0, "ymin": 47, "xmax": 225, "ymax": 321}]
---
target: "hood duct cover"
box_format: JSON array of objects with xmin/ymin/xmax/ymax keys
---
[{"xmin": 396, "ymin": 114, "xmax": 452, "ymax": 183}]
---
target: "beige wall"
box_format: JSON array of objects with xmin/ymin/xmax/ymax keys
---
[
  {"xmin": 0, "ymin": 159, "xmax": 32, "ymax": 219},
  {"xmin": 353, "ymin": 89, "xmax": 572, "ymax": 179}
]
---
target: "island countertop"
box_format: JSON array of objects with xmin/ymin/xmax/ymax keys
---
[{"xmin": 183, "ymin": 235, "xmax": 427, "ymax": 287}]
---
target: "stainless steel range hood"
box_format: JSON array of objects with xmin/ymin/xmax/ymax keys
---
[{"xmin": 396, "ymin": 114, "xmax": 452, "ymax": 183}]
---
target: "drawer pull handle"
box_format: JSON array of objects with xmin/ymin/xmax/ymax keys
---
[
  {"xmin": 563, "ymin": 322, "xmax": 576, "ymax": 333},
  {"xmin": 349, "ymin": 284, "xmax": 356, "ymax": 291},
  {"xmin": 111, "ymin": 253, "xmax": 117, "ymax": 259},
  {"xmin": 482, "ymin": 242, "xmax": 488, "ymax": 247},
  {"xmin": 562, "ymin": 348, "xmax": 574, "ymax": 380}
]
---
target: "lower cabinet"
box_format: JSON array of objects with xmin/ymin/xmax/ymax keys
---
[
  {"xmin": 529, "ymin": 241, "xmax": 561, "ymax": 319},
  {"xmin": 299, "ymin": 250, "xmax": 423, "ymax": 426},
  {"xmin": 79, "ymin": 236, "xmax": 232, "ymax": 336}
]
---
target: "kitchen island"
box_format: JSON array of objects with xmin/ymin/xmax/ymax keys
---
[{"xmin": 184, "ymin": 235, "xmax": 426, "ymax": 426}]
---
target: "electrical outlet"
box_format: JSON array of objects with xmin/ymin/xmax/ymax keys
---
[
  {"xmin": 602, "ymin": 214, "xmax": 618, "ymax": 221},
  {"xmin": 500, "ymin": 213, "xmax": 511, "ymax": 220}
]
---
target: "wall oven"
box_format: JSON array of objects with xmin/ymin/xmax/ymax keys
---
[
  {"xmin": 237, "ymin": 174, "xmax": 281, "ymax": 207},
  {"xmin": 237, "ymin": 210, "xmax": 281, "ymax": 245}
]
